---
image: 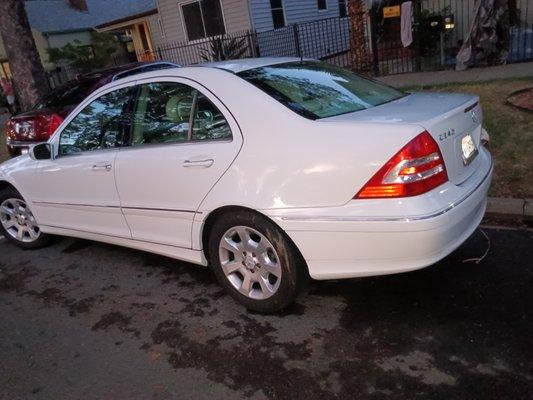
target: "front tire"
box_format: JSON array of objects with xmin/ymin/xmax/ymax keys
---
[
  {"xmin": 0, "ymin": 187, "xmax": 51, "ymax": 250},
  {"xmin": 208, "ymin": 210, "xmax": 307, "ymax": 313}
]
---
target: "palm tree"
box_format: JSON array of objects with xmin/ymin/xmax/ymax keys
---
[
  {"xmin": 0, "ymin": 0, "xmax": 50, "ymax": 111},
  {"xmin": 348, "ymin": 0, "xmax": 371, "ymax": 72}
]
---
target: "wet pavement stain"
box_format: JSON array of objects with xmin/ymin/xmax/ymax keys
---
[
  {"xmin": 61, "ymin": 239, "xmax": 94, "ymax": 254},
  {"xmin": 92, "ymin": 312, "xmax": 132, "ymax": 332}
]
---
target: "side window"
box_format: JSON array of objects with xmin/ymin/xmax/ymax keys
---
[
  {"xmin": 59, "ymin": 87, "xmax": 132, "ymax": 155},
  {"xmin": 130, "ymin": 82, "xmax": 232, "ymax": 146},
  {"xmin": 131, "ymin": 82, "xmax": 194, "ymax": 146},
  {"xmin": 191, "ymin": 93, "xmax": 232, "ymax": 141}
]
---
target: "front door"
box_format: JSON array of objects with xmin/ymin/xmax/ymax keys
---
[
  {"xmin": 29, "ymin": 85, "xmax": 135, "ymax": 238},
  {"xmin": 114, "ymin": 79, "xmax": 242, "ymax": 248}
]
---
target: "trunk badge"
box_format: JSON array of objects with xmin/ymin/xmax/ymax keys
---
[{"xmin": 471, "ymin": 110, "xmax": 478, "ymax": 123}]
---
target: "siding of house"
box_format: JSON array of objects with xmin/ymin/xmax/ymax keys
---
[
  {"xmin": 250, "ymin": 0, "xmax": 344, "ymax": 32},
  {"xmin": 155, "ymin": 0, "xmax": 252, "ymax": 45},
  {"xmin": 147, "ymin": 13, "xmax": 165, "ymax": 50}
]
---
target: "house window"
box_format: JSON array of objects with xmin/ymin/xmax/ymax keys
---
[
  {"xmin": 181, "ymin": 0, "xmax": 226, "ymax": 41},
  {"xmin": 318, "ymin": 0, "xmax": 327, "ymax": 11},
  {"xmin": 270, "ymin": 0, "xmax": 285, "ymax": 29},
  {"xmin": 338, "ymin": 0, "xmax": 347, "ymax": 17}
]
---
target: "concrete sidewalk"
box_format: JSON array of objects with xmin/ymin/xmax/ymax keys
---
[{"xmin": 377, "ymin": 61, "xmax": 533, "ymax": 87}]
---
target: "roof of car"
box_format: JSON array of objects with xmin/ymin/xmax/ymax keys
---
[
  {"xmin": 80, "ymin": 61, "xmax": 180, "ymax": 81},
  {"xmin": 197, "ymin": 57, "xmax": 305, "ymax": 73}
]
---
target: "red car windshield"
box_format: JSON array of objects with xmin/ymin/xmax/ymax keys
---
[{"xmin": 33, "ymin": 79, "xmax": 98, "ymax": 110}]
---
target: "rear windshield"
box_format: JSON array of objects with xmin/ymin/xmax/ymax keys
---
[
  {"xmin": 237, "ymin": 61, "xmax": 405, "ymax": 120},
  {"xmin": 34, "ymin": 79, "xmax": 97, "ymax": 110}
]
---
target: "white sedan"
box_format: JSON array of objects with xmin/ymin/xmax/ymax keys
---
[{"xmin": 0, "ymin": 58, "xmax": 492, "ymax": 312}]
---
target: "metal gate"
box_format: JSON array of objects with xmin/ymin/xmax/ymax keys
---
[{"xmin": 368, "ymin": 0, "xmax": 532, "ymax": 75}]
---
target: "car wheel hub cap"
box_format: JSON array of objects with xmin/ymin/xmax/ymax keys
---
[
  {"xmin": 218, "ymin": 226, "xmax": 282, "ymax": 300},
  {"xmin": 0, "ymin": 198, "xmax": 41, "ymax": 243}
]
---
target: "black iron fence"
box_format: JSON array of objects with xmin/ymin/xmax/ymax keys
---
[
  {"xmin": 151, "ymin": 0, "xmax": 531, "ymax": 76},
  {"xmin": 143, "ymin": 17, "xmax": 360, "ymax": 70}
]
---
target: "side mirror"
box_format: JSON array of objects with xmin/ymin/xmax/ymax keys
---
[{"xmin": 29, "ymin": 143, "xmax": 52, "ymax": 160}]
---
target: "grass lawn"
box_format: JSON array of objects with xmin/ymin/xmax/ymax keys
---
[{"xmin": 405, "ymin": 78, "xmax": 533, "ymax": 198}]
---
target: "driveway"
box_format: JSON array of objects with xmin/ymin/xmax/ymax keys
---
[{"xmin": 0, "ymin": 227, "xmax": 532, "ymax": 399}]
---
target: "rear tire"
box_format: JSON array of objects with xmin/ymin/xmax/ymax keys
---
[
  {"xmin": 208, "ymin": 209, "xmax": 308, "ymax": 313},
  {"xmin": 0, "ymin": 187, "xmax": 51, "ymax": 250}
]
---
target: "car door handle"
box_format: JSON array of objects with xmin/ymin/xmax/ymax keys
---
[
  {"xmin": 92, "ymin": 162, "xmax": 112, "ymax": 171},
  {"xmin": 182, "ymin": 159, "xmax": 214, "ymax": 168}
]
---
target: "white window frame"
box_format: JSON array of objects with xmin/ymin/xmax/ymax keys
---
[
  {"xmin": 317, "ymin": 0, "xmax": 328, "ymax": 12},
  {"xmin": 179, "ymin": 0, "xmax": 227, "ymax": 42},
  {"xmin": 157, "ymin": 17, "xmax": 166, "ymax": 38}
]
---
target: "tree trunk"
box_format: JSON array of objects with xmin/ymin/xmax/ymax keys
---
[
  {"xmin": 0, "ymin": 0, "xmax": 50, "ymax": 111},
  {"xmin": 348, "ymin": 0, "xmax": 370, "ymax": 72}
]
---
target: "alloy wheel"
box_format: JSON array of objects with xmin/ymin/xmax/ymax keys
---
[
  {"xmin": 0, "ymin": 198, "xmax": 41, "ymax": 243},
  {"xmin": 218, "ymin": 225, "xmax": 282, "ymax": 300}
]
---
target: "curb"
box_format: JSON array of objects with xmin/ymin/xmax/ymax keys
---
[{"xmin": 486, "ymin": 197, "xmax": 532, "ymax": 221}]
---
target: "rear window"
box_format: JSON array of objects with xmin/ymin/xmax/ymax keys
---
[
  {"xmin": 237, "ymin": 61, "xmax": 405, "ymax": 119},
  {"xmin": 34, "ymin": 79, "xmax": 97, "ymax": 110}
]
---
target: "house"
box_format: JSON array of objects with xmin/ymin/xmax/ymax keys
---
[
  {"xmin": 249, "ymin": 0, "xmax": 348, "ymax": 32},
  {"xmin": 150, "ymin": 0, "xmax": 348, "ymax": 43},
  {"xmin": 94, "ymin": 3, "xmax": 162, "ymax": 61},
  {"xmin": 100, "ymin": 0, "xmax": 351, "ymax": 65},
  {"xmin": 0, "ymin": 0, "xmax": 158, "ymax": 81}
]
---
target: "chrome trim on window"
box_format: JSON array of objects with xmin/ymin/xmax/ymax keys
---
[{"xmin": 32, "ymin": 201, "xmax": 198, "ymax": 214}]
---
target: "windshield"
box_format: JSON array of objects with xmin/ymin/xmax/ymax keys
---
[
  {"xmin": 34, "ymin": 79, "xmax": 97, "ymax": 110},
  {"xmin": 237, "ymin": 61, "xmax": 405, "ymax": 119}
]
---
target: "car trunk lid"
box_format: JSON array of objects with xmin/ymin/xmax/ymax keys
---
[{"xmin": 323, "ymin": 92, "xmax": 483, "ymax": 185}]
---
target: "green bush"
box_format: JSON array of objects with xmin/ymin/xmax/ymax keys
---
[{"xmin": 47, "ymin": 31, "xmax": 120, "ymax": 72}]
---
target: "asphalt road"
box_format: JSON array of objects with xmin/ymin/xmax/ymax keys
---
[{"xmin": 1, "ymin": 227, "xmax": 532, "ymax": 400}]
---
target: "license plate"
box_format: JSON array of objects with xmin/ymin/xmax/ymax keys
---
[{"xmin": 461, "ymin": 134, "xmax": 478, "ymax": 165}]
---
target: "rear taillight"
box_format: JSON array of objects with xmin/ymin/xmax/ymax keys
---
[
  {"xmin": 355, "ymin": 131, "xmax": 448, "ymax": 199},
  {"xmin": 41, "ymin": 113, "xmax": 63, "ymax": 138},
  {"xmin": 4, "ymin": 119, "xmax": 15, "ymax": 140},
  {"xmin": 6, "ymin": 113, "xmax": 63, "ymax": 142},
  {"xmin": 32, "ymin": 113, "xmax": 63, "ymax": 140}
]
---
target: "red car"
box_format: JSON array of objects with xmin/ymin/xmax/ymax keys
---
[{"xmin": 5, "ymin": 61, "xmax": 179, "ymax": 157}]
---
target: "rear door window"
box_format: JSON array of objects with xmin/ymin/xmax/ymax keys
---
[
  {"xmin": 129, "ymin": 82, "xmax": 232, "ymax": 146},
  {"xmin": 130, "ymin": 82, "xmax": 193, "ymax": 146}
]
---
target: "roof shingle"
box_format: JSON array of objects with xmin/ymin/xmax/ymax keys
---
[{"xmin": 25, "ymin": 0, "xmax": 156, "ymax": 34}]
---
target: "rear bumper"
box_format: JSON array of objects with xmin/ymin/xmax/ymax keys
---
[
  {"xmin": 6, "ymin": 140, "xmax": 40, "ymax": 157},
  {"xmin": 266, "ymin": 150, "xmax": 493, "ymax": 280}
]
